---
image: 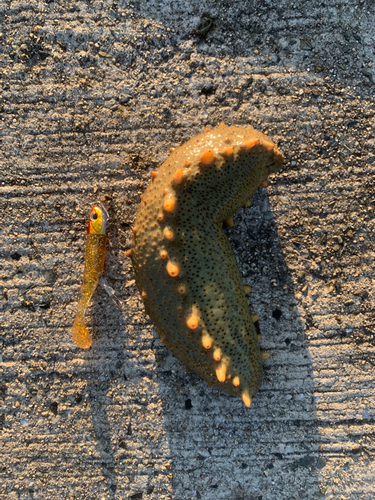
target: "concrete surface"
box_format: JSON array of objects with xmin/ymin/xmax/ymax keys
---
[{"xmin": 0, "ymin": 0, "xmax": 374, "ymax": 499}]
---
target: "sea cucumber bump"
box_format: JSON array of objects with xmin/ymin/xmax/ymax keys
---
[
  {"xmin": 251, "ymin": 314, "xmax": 259, "ymax": 322},
  {"xmin": 170, "ymin": 147, "xmax": 175, "ymax": 152},
  {"xmin": 125, "ymin": 249, "xmax": 132, "ymax": 257},
  {"xmin": 201, "ymin": 331, "xmax": 213, "ymax": 349},
  {"xmin": 163, "ymin": 226, "xmax": 175, "ymax": 240},
  {"xmin": 262, "ymin": 141, "xmax": 274, "ymax": 152},
  {"xmin": 222, "ymin": 146, "xmax": 234, "ymax": 156},
  {"xmin": 213, "ymin": 347, "xmax": 222, "ymax": 361},
  {"xmin": 261, "ymin": 352, "xmax": 271, "ymax": 360},
  {"xmin": 244, "ymin": 200, "xmax": 251, "ymax": 207},
  {"xmin": 241, "ymin": 388, "xmax": 252, "ymax": 408},
  {"xmin": 142, "ymin": 291, "xmax": 147, "ymax": 298},
  {"xmin": 241, "ymin": 138, "xmax": 260, "ymax": 151},
  {"xmin": 225, "ymin": 216, "xmax": 234, "ymax": 227},
  {"xmin": 132, "ymin": 226, "xmax": 138, "ymax": 234},
  {"xmin": 243, "ymin": 285, "xmax": 252, "ymax": 294},
  {"xmin": 166, "ymin": 260, "xmax": 180, "ymax": 277},
  {"xmin": 200, "ymin": 150, "xmax": 215, "ymax": 166},
  {"xmin": 187, "ymin": 312, "xmax": 199, "ymax": 329},
  {"xmin": 204, "ymin": 127, "xmax": 211, "ymax": 132},
  {"xmin": 130, "ymin": 124, "xmax": 284, "ymax": 406},
  {"xmin": 150, "ymin": 171, "xmax": 158, "ymax": 178},
  {"xmin": 272, "ymin": 151, "xmax": 285, "ymax": 164},
  {"xmin": 260, "ymin": 180, "xmax": 268, "ymax": 188},
  {"xmin": 163, "ymin": 194, "xmax": 177, "ymax": 212},
  {"xmin": 160, "ymin": 249, "xmax": 168, "ymax": 259},
  {"xmin": 219, "ymin": 122, "xmax": 225, "ymax": 127},
  {"xmin": 172, "ymin": 169, "xmax": 185, "ymax": 185},
  {"xmin": 215, "ymin": 360, "xmax": 227, "ymax": 383}
]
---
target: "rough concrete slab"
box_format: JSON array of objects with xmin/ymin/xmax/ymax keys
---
[{"xmin": 0, "ymin": 1, "xmax": 374, "ymax": 499}]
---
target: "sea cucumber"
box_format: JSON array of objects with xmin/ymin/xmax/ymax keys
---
[{"xmin": 127, "ymin": 123, "xmax": 284, "ymax": 407}]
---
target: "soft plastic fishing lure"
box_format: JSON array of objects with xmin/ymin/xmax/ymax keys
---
[{"xmin": 71, "ymin": 202, "xmax": 109, "ymax": 348}]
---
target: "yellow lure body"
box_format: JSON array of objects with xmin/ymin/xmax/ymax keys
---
[{"xmin": 71, "ymin": 203, "xmax": 108, "ymax": 348}]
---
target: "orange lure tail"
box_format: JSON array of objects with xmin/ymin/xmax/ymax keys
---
[{"xmin": 71, "ymin": 203, "xmax": 109, "ymax": 348}]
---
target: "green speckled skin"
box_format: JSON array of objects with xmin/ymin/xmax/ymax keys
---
[{"xmin": 130, "ymin": 124, "xmax": 284, "ymax": 403}]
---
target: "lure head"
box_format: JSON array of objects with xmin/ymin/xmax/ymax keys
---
[{"xmin": 88, "ymin": 202, "xmax": 109, "ymax": 235}]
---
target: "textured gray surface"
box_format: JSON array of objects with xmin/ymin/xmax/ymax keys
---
[{"xmin": 0, "ymin": 1, "xmax": 374, "ymax": 499}]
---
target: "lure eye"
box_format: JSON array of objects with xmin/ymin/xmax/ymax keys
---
[{"xmin": 91, "ymin": 212, "xmax": 98, "ymax": 221}]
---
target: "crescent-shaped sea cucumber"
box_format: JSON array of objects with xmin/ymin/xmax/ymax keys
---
[{"xmin": 127, "ymin": 123, "xmax": 284, "ymax": 407}]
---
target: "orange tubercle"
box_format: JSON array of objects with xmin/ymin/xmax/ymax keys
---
[
  {"xmin": 163, "ymin": 195, "xmax": 177, "ymax": 212},
  {"xmin": 170, "ymin": 147, "xmax": 175, "ymax": 153},
  {"xmin": 232, "ymin": 376, "xmax": 240, "ymax": 387},
  {"xmin": 219, "ymin": 122, "xmax": 225, "ymax": 127},
  {"xmin": 163, "ymin": 226, "xmax": 175, "ymax": 240},
  {"xmin": 272, "ymin": 151, "xmax": 285, "ymax": 164},
  {"xmin": 125, "ymin": 249, "xmax": 132, "ymax": 257},
  {"xmin": 223, "ymin": 137, "xmax": 231, "ymax": 143},
  {"xmin": 200, "ymin": 150, "xmax": 215, "ymax": 166},
  {"xmin": 160, "ymin": 249, "xmax": 168, "ymax": 259},
  {"xmin": 241, "ymin": 388, "xmax": 252, "ymax": 408},
  {"xmin": 185, "ymin": 160, "xmax": 191, "ymax": 167},
  {"xmin": 204, "ymin": 127, "xmax": 211, "ymax": 132},
  {"xmin": 187, "ymin": 313, "xmax": 199, "ymax": 329},
  {"xmin": 166, "ymin": 260, "xmax": 180, "ymax": 277},
  {"xmin": 225, "ymin": 216, "xmax": 234, "ymax": 227},
  {"xmin": 213, "ymin": 347, "xmax": 222, "ymax": 361},
  {"xmin": 262, "ymin": 141, "xmax": 274, "ymax": 152},
  {"xmin": 260, "ymin": 180, "xmax": 268, "ymax": 188},
  {"xmin": 222, "ymin": 146, "xmax": 234, "ymax": 156},
  {"xmin": 215, "ymin": 361, "xmax": 227, "ymax": 383},
  {"xmin": 172, "ymin": 169, "xmax": 185, "ymax": 185},
  {"xmin": 241, "ymin": 138, "xmax": 260, "ymax": 151},
  {"xmin": 150, "ymin": 171, "xmax": 158, "ymax": 178},
  {"xmin": 141, "ymin": 291, "xmax": 147, "ymax": 298},
  {"xmin": 201, "ymin": 332, "xmax": 213, "ymax": 349},
  {"xmin": 132, "ymin": 226, "xmax": 138, "ymax": 234}
]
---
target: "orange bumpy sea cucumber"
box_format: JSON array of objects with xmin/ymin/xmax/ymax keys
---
[{"xmin": 128, "ymin": 124, "xmax": 284, "ymax": 407}]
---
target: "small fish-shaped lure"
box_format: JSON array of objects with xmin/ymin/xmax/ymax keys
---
[{"xmin": 71, "ymin": 202, "xmax": 109, "ymax": 348}]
